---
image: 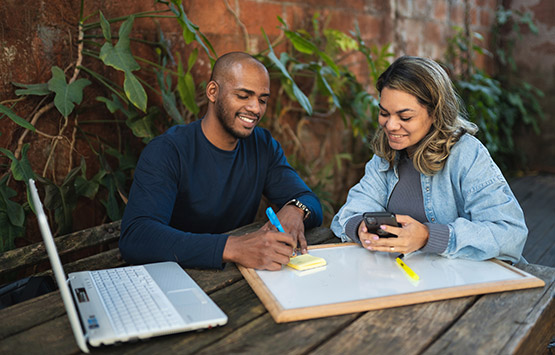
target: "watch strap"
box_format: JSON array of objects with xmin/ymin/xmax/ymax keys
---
[{"xmin": 286, "ymin": 199, "xmax": 311, "ymax": 220}]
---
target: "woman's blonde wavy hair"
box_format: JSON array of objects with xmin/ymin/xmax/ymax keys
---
[{"xmin": 372, "ymin": 56, "xmax": 478, "ymax": 175}]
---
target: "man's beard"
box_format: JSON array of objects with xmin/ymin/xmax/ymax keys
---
[{"xmin": 215, "ymin": 99, "xmax": 255, "ymax": 140}]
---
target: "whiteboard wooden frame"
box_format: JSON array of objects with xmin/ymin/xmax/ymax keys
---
[{"xmin": 238, "ymin": 244, "xmax": 545, "ymax": 323}]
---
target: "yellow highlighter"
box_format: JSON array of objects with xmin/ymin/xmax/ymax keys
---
[{"xmin": 395, "ymin": 255, "xmax": 420, "ymax": 281}]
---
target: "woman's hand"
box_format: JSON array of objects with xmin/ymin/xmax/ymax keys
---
[{"xmin": 358, "ymin": 214, "xmax": 429, "ymax": 254}]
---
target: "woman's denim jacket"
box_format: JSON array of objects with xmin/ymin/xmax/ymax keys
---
[{"xmin": 330, "ymin": 134, "xmax": 527, "ymax": 263}]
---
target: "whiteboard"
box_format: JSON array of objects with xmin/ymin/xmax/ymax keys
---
[{"xmin": 238, "ymin": 244, "xmax": 545, "ymax": 323}]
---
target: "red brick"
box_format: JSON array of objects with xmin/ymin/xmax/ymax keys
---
[
  {"xmin": 413, "ymin": 0, "xmax": 430, "ymax": 18},
  {"xmin": 273, "ymin": 0, "xmax": 364, "ymax": 8},
  {"xmin": 208, "ymin": 34, "xmax": 253, "ymax": 56},
  {"xmin": 365, "ymin": 0, "xmax": 391, "ymax": 14},
  {"xmin": 238, "ymin": 1, "xmax": 284, "ymax": 37},
  {"xmin": 284, "ymin": 5, "xmax": 313, "ymax": 32},
  {"xmin": 358, "ymin": 14, "xmax": 387, "ymax": 41},
  {"xmin": 450, "ymin": 2, "xmax": 465, "ymax": 25},
  {"xmin": 398, "ymin": 18, "xmax": 424, "ymax": 55},
  {"xmin": 480, "ymin": 8, "xmax": 493, "ymax": 28},
  {"xmin": 396, "ymin": 0, "xmax": 412, "ymax": 18},
  {"xmin": 488, "ymin": 0, "xmax": 497, "ymax": 10},
  {"xmin": 424, "ymin": 22, "xmax": 443, "ymax": 44},
  {"xmin": 470, "ymin": 7, "xmax": 479, "ymax": 26},
  {"xmin": 529, "ymin": 0, "xmax": 555, "ymax": 26},
  {"xmin": 328, "ymin": 11, "xmax": 357, "ymax": 33},
  {"xmin": 187, "ymin": 1, "xmax": 232, "ymax": 35},
  {"xmin": 434, "ymin": 1, "xmax": 448, "ymax": 22}
]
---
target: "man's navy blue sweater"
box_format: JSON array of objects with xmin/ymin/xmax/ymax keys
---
[{"xmin": 120, "ymin": 120, "xmax": 323, "ymax": 269}]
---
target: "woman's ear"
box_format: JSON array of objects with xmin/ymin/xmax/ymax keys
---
[{"xmin": 206, "ymin": 80, "xmax": 219, "ymax": 103}]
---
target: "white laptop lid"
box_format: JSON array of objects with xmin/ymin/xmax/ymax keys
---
[{"xmin": 29, "ymin": 179, "xmax": 90, "ymax": 353}]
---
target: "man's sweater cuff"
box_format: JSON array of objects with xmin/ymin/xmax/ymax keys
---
[{"xmin": 422, "ymin": 223, "xmax": 449, "ymax": 254}]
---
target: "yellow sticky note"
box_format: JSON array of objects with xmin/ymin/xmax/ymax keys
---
[{"xmin": 287, "ymin": 254, "xmax": 327, "ymax": 271}]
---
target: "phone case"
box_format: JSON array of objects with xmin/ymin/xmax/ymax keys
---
[{"xmin": 363, "ymin": 212, "xmax": 399, "ymax": 238}]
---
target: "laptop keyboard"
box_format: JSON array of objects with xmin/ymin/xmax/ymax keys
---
[{"xmin": 90, "ymin": 266, "xmax": 183, "ymax": 336}]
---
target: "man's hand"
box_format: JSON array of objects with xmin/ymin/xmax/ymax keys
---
[
  {"xmin": 265, "ymin": 204, "xmax": 307, "ymax": 255},
  {"xmin": 223, "ymin": 229, "xmax": 296, "ymax": 270}
]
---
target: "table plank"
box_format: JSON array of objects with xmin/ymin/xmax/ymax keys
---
[
  {"xmin": 312, "ymin": 297, "xmax": 475, "ymax": 354},
  {"xmin": 0, "ymin": 314, "xmax": 79, "ymax": 355},
  {"xmin": 186, "ymin": 263, "xmax": 243, "ymax": 294},
  {"xmin": 0, "ymin": 291, "xmax": 65, "ymax": 340},
  {"xmin": 422, "ymin": 264, "xmax": 555, "ymax": 355},
  {"xmin": 195, "ymin": 312, "xmax": 360, "ymax": 355}
]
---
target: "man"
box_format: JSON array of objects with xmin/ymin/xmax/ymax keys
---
[{"xmin": 120, "ymin": 52, "xmax": 323, "ymax": 271}]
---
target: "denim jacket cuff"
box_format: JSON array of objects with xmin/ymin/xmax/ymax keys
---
[
  {"xmin": 422, "ymin": 223, "xmax": 449, "ymax": 253},
  {"xmin": 345, "ymin": 214, "xmax": 364, "ymax": 243}
]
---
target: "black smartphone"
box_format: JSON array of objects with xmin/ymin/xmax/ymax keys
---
[{"xmin": 363, "ymin": 212, "xmax": 399, "ymax": 238}]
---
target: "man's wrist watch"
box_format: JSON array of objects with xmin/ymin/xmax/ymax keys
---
[{"xmin": 286, "ymin": 199, "xmax": 311, "ymax": 220}]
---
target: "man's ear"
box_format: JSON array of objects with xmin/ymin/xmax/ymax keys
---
[{"xmin": 206, "ymin": 80, "xmax": 219, "ymax": 103}]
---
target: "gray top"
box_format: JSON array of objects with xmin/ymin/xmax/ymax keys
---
[{"xmin": 344, "ymin": 153, "xmax": 449, "ymax": 253}]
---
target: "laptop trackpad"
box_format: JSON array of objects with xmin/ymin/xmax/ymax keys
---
[{"xmin": 167, "ymin": 288, "xmax": 207, "ymax": 306}]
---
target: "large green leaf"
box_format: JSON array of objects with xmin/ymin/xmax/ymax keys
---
[
  {"xmin": 155, "ymin": 68, "xmax": 184, "ymax": 123},
  {"xmin": 171, "ymin": 0, "xmax": 216, "ymax": 63},
  {"xmin": 0, "ymin": 104, "xmax": 35, "ymax": 131},
  {"xmin": 177, "ymin": 52, "xmax": 199, "ymax": 116},
  {"xmin": 316, "ymin": 50, "xmax": 340, "ymax": 76},
  {"xmin": 100, "ymin": 174, "xmax": 121, "ymax": 221},
  {"xmin": 36, "ymin": 170, "xmax": 80, "ymax": 235},
  {"xmin": 0, "ymin": 212, "xmax": 25, "ymax": 253},
  {"xmin": 47, "ymin": 66, "xmax": 91, "ymax": 117},
  {"xmin": 96, "ymin": 94, "xmax": 127, "ymax": 115},
  {"xmin": 99, "ymin": 16, "xmax": 140, "ymax": 72},
  {"xmin": 123, "ymin": 72, "xmax": 147, "ymax": 112},
  {"xmin": 75, "ymin": 158, "xmax": 105, "ymax": 200},
  {"xmin": 0, "ymin": 144, "xmax": 35, "ymax": 183},
  {"xmin": 99, "ymin": 15, "xmax": 147, "ymax": 112},
  {"xmin": 284, "ymin": 30, "xmax": 318, "ymax": 55},
  {"xmin": 13, "ymin": 82, "xmax": 50, "ymax": 96},
  {"xmin": 317, "ymin": 68, "xmax": 341, "ymax": 110},
  {"xmin": 99, "ymin": 11, "xmax": 112, "ymax": 41},
  {"xmin": 262, "ymin": 29, "xmax": 313, "ymax": 116},
  {"xmin": 0, "ymin": 176, "xmax": 25, "ymax": 227},
  {"xmin": 126, "ymin": 107, "xmax": 159, "ymax": 142}
]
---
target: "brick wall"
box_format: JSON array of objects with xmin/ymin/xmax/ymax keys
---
[
  {"xmin": 509, "ymin": 0, "xmax": 555, "ymax": 171},
  {"xmin": 174, "ymin": 0, "xmax": 499, "ymax": 83},
  {"xmin": 0, "ymin": 0, "xmax": 553, "ymax": 241}
]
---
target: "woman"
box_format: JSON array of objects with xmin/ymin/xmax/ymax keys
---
[{"xmin": 330, "ymin": 56, "xmax": 527, "ymax": 263}]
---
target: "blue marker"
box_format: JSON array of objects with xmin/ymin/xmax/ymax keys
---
[{"xmin": 266, "ymin": 207, "xmax": 285, "ymax": 232}]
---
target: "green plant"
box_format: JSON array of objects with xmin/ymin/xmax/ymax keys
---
[
  {"xmin": 254, "ymin": 13, "xmax": 393, "ymax": 217},
  {"xmin": 0, "ymin": 3, "xmax": 393, "ymax": 251},
  {"xmin": 444, "ymin": 6, "xmax": 544, "ymax": 173},
  {"xmin": 0, "ymin": 0, "xmax": 212, "ymax": 250}
]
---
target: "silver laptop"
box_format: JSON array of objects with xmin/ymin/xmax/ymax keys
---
[{"xmin": 29, "ymin": 179, "xmax": 228, "ymax": 353}]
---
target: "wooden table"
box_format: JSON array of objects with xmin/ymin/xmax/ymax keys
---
[{"xmin": 0, "ymin": 224, "xmax": 553, "ymax": 354}]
